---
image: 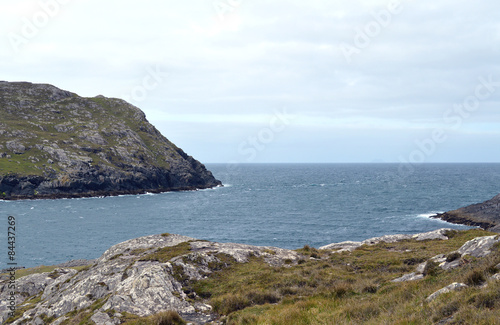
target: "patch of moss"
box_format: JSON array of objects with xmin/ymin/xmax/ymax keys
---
[
  {"xmin": 129, "ymin": 248, "xmax": 149, "ymax": 256},
  {"xmin": 140, "ymin": 242, "xmax": 192, "ymax": 263},
  {"xmin": 109, "ymin": 253, "xmax": 124, "ymax": 260}
]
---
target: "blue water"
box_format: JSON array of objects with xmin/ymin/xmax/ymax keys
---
[{"xmin": 1, "ymin": 163, "xmax": 500, "ymax": 268}]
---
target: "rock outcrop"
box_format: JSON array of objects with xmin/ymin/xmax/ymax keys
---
[
  {"xmin": 0, "ymin": 82, "xmax": 221, "ymax": 200},
  {"xmin": 1, "ymin": 229, "xmax": 499, "ymax": 324},
  {"xmin": 321, "ymin": 229, "xmax": 500, "ymax": 284},
  {"xmin": 392, "ymin": 234, "xmax": 500, "ymax": 283},
  {"xmin": 426, "ymin": 283, "xmax": 468, "ymax": 302},
  {"xmin": 433, "ymin": 194, "xmax": 500, "ymax": 232},
  {"xmin": 319, "ymin": 228, "xmax": 452, "ymax": 252},
  {"xmin": 0, "ymin": 234, "xmax": 301, "ymax": 324}
]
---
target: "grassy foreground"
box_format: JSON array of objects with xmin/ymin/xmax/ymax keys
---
[
  {"xmin": 4, "ymin": 229, "xmax": 500, "ymax": 324},
  {"xmin": 195, "ymin": 229, "xmax": 500, "ymax": 324}
]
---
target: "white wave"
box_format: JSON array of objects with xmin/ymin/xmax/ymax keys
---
[
  {"xmin": 415, "ymin": 211, "xmax": 473, "ymax": 227},
  {"xmin": 416, "ymin": 212, "xmax": 443, "ymax": 219}
]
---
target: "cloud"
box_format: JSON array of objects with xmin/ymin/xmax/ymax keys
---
[{"xmin": 1, "ymin": 0, "xmax": 499, "ymax": 162}]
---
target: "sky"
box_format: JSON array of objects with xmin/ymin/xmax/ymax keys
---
[{"xmin": 1, "ymin": 0, "xmax": 500, "ymax": 163}]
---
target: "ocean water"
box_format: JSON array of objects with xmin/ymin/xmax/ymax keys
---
[{"xmin": 1, "ymin": 163, "xmax": 500, "ymax": 268}]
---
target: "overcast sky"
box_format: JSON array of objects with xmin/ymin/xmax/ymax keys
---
[{"xmin": 1, "ymin": 0, "xmax": 500, "ymax": 163}]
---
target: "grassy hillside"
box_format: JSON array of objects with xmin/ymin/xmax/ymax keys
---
[
  {"xmin": 0, "ymin": 83, "xmax": 180, "ymax": 177},
  {"xmin": 0, "ymin": 82, "xmax": 220, "ymax": 198},
  {"xmin": 5, "ymin": 229, "xmax": 500, "ymax": 324}
]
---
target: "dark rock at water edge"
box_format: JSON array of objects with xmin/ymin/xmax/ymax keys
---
[
  {"xmin": 0, "ymin": 82, "xmax": 221, "ymax": 200},
  {"xmin": 433, "ymin": 194, "xmax": 500, "ymax": 233}
]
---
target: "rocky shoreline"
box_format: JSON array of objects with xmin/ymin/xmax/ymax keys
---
[
  {"xmin": 1, "ymin": 183, "xmax": 222, "ymax": 201},
  {"xmin": 432, "ymin": 193, "xmax": 500, "ymax": 233}
]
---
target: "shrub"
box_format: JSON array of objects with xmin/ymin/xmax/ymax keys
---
[
  {"xmin": 331, "ymin": 282, "xmax": 353, "ymax": 298},
  {"xmin": 469, "ymin": 290, "xmax": 500, "ymax": 309},
  {"xmin": 423, "ymin": 261, "xmax": 440, "ymax": 276},
  {"xmin": 151, "ymin": 311, "xmax": 186, "ymax": 325},
  {"xmin": 279, "ymin": 286, "xmax": 298, "ymax": 296},
  {"xmin": 446, "ymin": 252, "xmax": 462, "ymax": 262},
  {"xmin": 310, "ymin": 252, "xmax": 320, "ymax": 259},
  {"xmin": 465, "ymin": 270, "xmax": 486, "ymax": 286},
  {"xmin": 211, "ymin": 294, "xmax": 251, "ymax": 315},
  {"xmin": 433, "ymin": 301, "xmax": 460, "ymax": 322},
  {"xmin": 361, "ymin": 284, "xmax": 378, "ymax": 294},
  {"xmin": 246, "ymin": 290, "xmax": 280, "ymax": 305},
  {"xmin": 443, "ymin": 230, "xmax": 459, "ymax": 239},
  {"xmin": 403, "ymin": 257, "xmax": 425, "ymax": 266}
]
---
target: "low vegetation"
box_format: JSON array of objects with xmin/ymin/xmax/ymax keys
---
[
  {"xmin": 1, "ymin": 264, "xmax": 91, "ymax": 280},
  {"xmin": 217, "ymin": 229, "xmax": 500, "ymax": 324},
  {"xmin": 4, "ymin": 229, "xmax": 500, "ymax": 324},
  {"xmin": 119, "ymin": 311, "xmax": 186, "ymax": 325}
]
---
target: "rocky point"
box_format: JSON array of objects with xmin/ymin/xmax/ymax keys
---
[{"xmin": 0, "ymin": 81, "xmax": 221, "ymax": 199}]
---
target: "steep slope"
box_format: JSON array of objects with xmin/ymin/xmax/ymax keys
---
[
  {"xmin": 433, "ymin": 194, "xmax": 500, "ymax": 232},
  {"xmin": 0, "ymin": 81, "xmax": 221, "ymax": 199}
]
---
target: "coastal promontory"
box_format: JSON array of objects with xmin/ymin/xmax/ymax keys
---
[
  {"xmin": 433, "ymin": 194, "xmax": 500, "ymax": 233},
  {"xmin": 0, "ymin": 81, "xmax": 221, "ymax": 199}
]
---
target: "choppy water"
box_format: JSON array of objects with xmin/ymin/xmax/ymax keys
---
[{"xmin": 1, "ymin": 163, "xmax": 499, "ymax": 268}]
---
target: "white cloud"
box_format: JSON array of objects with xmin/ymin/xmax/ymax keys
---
[{"xmin": 1, "ymin": 0, "xmax": 499, "ymax": 162}]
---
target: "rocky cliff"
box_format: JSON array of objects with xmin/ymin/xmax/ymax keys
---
[
  {"xmin": 0, "ymin": 81, "xmax": 221, "ymax": 199},
  {"xmin": 433, "ymin": 194, "xmax": 500, "ymax": 232}
]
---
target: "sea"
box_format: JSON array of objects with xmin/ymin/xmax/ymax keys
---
[{"xmin": 1, "ymin": 163, "xmax": 500, "ymax": 269}]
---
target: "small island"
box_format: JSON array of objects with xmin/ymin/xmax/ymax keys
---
[{"xmin": 0, "ymin": 82, "xmax": 221, "ymax": 200}]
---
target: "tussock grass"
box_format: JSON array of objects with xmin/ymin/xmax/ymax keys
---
[
  {"xmin": 8, "ymin": 229, "xmax": 500, "ymax": 324},
  {"xmin": 118, "ymin": 311, "xmax": 186, "ymax": 325},
  {"xmin": 208, "ymin": 229, "xmax": 500, "ymax": 324}
]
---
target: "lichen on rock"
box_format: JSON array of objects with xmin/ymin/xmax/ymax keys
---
[{"xmin": 0, "ymin": 233, "xmax": 301, "ymax": 324}]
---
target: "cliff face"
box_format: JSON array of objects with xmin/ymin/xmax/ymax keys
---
[
  {"xmin": 433, "ymin": 194, "xmax": 500, "ymax": 232},
  {"xmin": 0, "ymin": 81, "xmax": 221, "ymax": 199}
]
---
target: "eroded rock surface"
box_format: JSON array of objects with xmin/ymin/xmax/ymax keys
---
[
  {"xmin": 457, "ymin": 235, "xmax": 500, "ymax": 257},
  {"xmin": 319, "ymin": 228, "xmax": 453, "ymax": 251},
  {"xmin": 392, "ymin": 234, "xmax": 500, "ymax": 282},
  {"xmin": 0, "ymin": 234, "xmax": 301, "ymax": 324},
  {"xmin": 426, "ymin": 283, "xmax": 468, "ymax": 302}
]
